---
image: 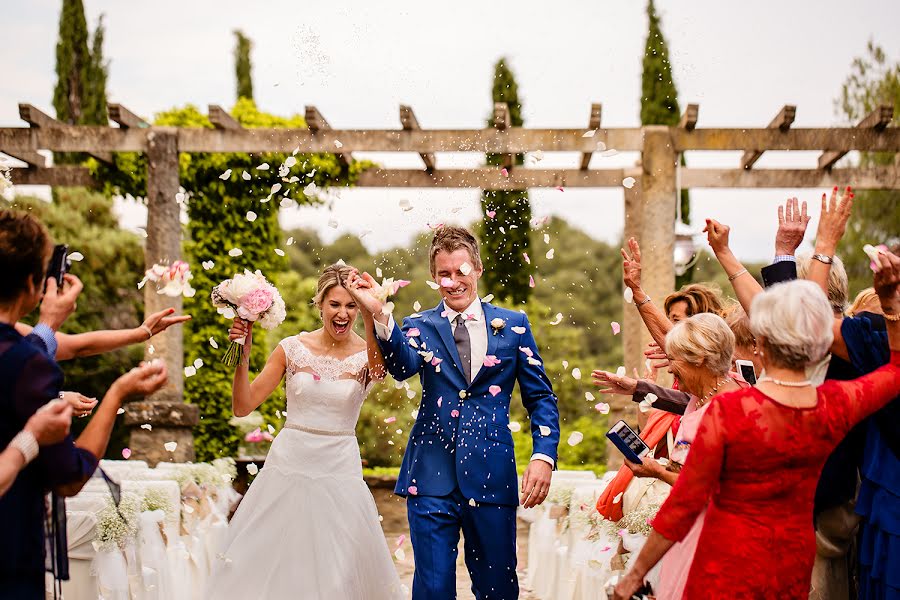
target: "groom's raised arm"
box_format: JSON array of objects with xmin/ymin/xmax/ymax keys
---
[
  {"xmin": 373, "ymin": 315, "xmax": 424, "ymax": 382},
  {"xmin": 515, "ymin": 314, "xmax": 561, "ymax": 464}
]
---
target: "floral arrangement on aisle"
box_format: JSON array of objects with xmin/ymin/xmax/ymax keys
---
[{"xmin": 211, "ymin": 270, "xmax": 286, "ymax": 366}]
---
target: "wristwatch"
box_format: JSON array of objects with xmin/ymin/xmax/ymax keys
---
[
  {"xmin": 10, "ymin": 430, "xmax": 39, "ymax": 464},
  {"xmin": 812, "ymin": 253, "xmax": 833, "ymax": 265}
]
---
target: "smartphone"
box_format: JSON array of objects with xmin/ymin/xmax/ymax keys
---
[
  {"xmin": 735, "ymin": 359, "xmax": 757, "ymax": 385},
  {"xmin": 46, "ymin": 244, "xmax": 69, "ymax": 291},
  {"xmin": 606, "ymin": 420, "xmax": 650, "ymax": 464}
]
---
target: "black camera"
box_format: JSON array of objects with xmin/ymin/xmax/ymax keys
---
[{"xmin": 45, "ymin": 244, "xmax": 70, "ymax": 292}]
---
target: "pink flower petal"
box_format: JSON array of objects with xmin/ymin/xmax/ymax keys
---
[
  {"xmin": 489, "ymin": 385, "xmax": 502, "ymax": 397},
  {"xmin": 483, "ymin": 355, "xmax": 502, "ymax": 367},
  {"xmin": 122, "ymin": 448, "xmax": 132, "ymax": 459},
  {"xmin": 451, "ymin": 409, "xmax": 460, "ymax": 417},
  {"xmin": 594, "ymin": 402, "xmax": 610, "ymax": 414},
  {"xmin": 437, "ymin": 396, "xmax": 443, "ymax": 407},
  {"xmin": 611, "ymin": 321, "xmax": 621, "ymax": 335},
  {"xmin": 523, "ymin": 252, "xmax": 531, "ymax": 264},
  {"xmin": 396, "ymin": 534, "xmax": 406, "ymax": 549},
  {"xmin": 407, "ymin": 486, "xmax": 418, "ymax": 495},
  {"xmin": 500, "ymin": 168, "xmax": 509, "ymax": 177},
  {"xmin": 440, "ymin": 277, "xmax": 455, "ymax": 288},
  {"xmin": 519, "ymin": 346, "xmax": 534, "ymax": 358},
  {"xmin": 406, "ymin": 328, "xmax": 421, "ymax": 337},
  {"xmin": 487, "ymin": 210, "xmax": 497, "ymax": 219},
  {"xmin": 557, "ymin": 186, "xmax": 564, "ymax": 192},
  {"xmin": 529, "ymin": 275, "xmax": 536, "ymax": 288},
  {"xmin": 431, "ymin": 357, "xmax": 443, "ymax": 366},
  {"xmin": 384, "ymin": 416, "xmax": 397, "ymax": 424}
]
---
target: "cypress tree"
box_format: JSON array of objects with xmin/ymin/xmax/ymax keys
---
[
  {"xmin": 234, "ymin": 30, "xmax": 254, "ymax": 101},
  {"xmin": 479, "ymin": 58, "xmax": 532, "ymax": 304},
  {"xmin": 53, "ymin": 0, "xmax": 92, "ymax": 164},
  {"xmin": 641, "ymin": 0, "xmax": 692, "ymax": 283},
  {"xmin": 83, "ymin": 14, "xmax": 108, "ymax": 126}
]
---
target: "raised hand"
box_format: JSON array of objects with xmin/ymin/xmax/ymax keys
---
[
  {"xmin": 621, "ymin": 237, "xmax": 643, "ymax": 291},
  {"xmin": 592, "ymin": 369, "xmax": 638, "ymax": 395},
  {"xmin": 60, "ymin": 391, "xmax": 98, "ymax": 418},
  {"xmin": 774, "ymin": 197, "xmax": 810, "ymax": 256},
  {"xmin": 142, "ymin": 307, "xmax": 192, "ymax": 337},
  {"xmin": 112, "ymin": 360, "xmax": 168, "ymax": 399},
  {"xmin": 703, "ymin": 219, "xmax": 731, "ymax": 255},
  {"xmin": 27, "ymin": 400, "xmax": 73, "ymax": 445},
  {"xmin": 873, "ymin": 249, "xmax": 900, "ymax": 304},
  {"xmin": 347, "ymin": 270, "xmax": 385, "ymax": 317},
  {"xmin": 229, "ymin": 318, "xmax": 253, "ymax": 344},
  {"xmin": 39, "ymin": 273, "xmax": 83, "ymax": 331},
  {"xmin": 814, "ymin": 186, "xmax": 853, "ymax": 255}
]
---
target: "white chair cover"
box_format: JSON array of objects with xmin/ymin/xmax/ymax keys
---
[
  {"xmin": 93, "ymin": 546, "xmax": 129, "ymax": 600},
  {"xmin": 62, "ymin": 510, "xmax": 99, "ymax": 600}
]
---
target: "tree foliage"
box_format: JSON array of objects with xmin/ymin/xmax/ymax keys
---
[
  {"xmin": 53, "ymin": 1, "xmax": 107, "ymax": 164},
  {"xmin": 479, "ymin": 58, "xmax": 532, "ymax": 305},
  {"xmin": 835, "ymin": 41, "xmax": 900, "ymax": 294},
  {"xmin": 94, "ymin": 99, "xmax": 369, "ymax": 460},
  {"xmin": 233, "ymin": 30, "xmax": 254, "ymax": 101}
]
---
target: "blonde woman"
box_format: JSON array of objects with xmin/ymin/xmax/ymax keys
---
[{"xmin": 205, "ymin": 264, "xmax": 403, "ymax": 600}]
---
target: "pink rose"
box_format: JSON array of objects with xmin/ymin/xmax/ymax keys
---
[{"xmin": 238, "ymin": 287, "xmax": 274, "ymax": 319}]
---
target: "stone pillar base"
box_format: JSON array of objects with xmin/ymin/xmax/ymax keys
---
[{"xmin": 124, "ymin": 401, "xmax": 199, "ymax": 466}]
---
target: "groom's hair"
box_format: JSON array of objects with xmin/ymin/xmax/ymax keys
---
[{"xmin": 429, "ymin": 226, "xmax": 482, "ymax": 275}]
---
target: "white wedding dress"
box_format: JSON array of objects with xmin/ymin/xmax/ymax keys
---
[{"xmin": 205, "ymin": 335, "xmax": 404, "ymax": 599}]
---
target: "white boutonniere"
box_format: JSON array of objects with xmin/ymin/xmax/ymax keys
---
[{"xmin": 490, "ymin": 317, "xmax": 506, "ymax": 336}]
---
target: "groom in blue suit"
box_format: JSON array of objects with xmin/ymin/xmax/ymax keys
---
[{"xmin": 357, "ymin": 226, "xmax": 560, "ymax": 599}]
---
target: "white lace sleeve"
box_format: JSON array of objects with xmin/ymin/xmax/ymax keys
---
[{"xmin": 279, "ymin": 336, "xmax": 309, "ymax": 380}]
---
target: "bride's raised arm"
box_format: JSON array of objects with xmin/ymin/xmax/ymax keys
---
[
  {"xmin": 229, "ymin": 318, "xmax": 287, "ymax": 417},
  {"xmin": 347, "ymin": 270, "xmax": 387, "ymax": 382}
]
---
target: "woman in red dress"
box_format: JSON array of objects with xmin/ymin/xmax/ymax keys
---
[{"xmin": 614, "ymin": 252, "xmax": 900, "ymax": 600}]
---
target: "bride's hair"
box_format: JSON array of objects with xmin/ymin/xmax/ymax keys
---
[{"xmin": 313, "ymin": 263, "xmax": 356, "ymax": 308}]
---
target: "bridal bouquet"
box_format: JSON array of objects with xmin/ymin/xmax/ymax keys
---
[{"xmin": 211, "ymin": 270, "xmax": 286, "ymax": 366}]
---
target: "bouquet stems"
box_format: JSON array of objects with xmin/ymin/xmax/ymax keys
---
[{"xmin": 221, "ymin": 337, "xmax": 245, "ymax": 367}]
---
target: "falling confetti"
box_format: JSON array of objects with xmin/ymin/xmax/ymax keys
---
[
  {"xmin": 538, "ymin": 425, "xmax": 551, "ymax": 436},
  {"xmin": 247, "ymin": 463, "xmax": 259, "ymax": 475},
  {"xmin": 487, "ymin": 210, "xmax": 497, "ymax": 219},
  {"xmin": 489, "ymin": 385, "xmax": 502, "ymax": 397},
  {"xmin": 209, "ymin": 337, "xmax": 219, "ymax": 349},
  {"xmin": 483, "ymin": 355, "xmax": 501, "ymax": 368},
  {"xmin": 544, "ymin": 233, "xmax": 551, "ymax": 244},
  {"xmin": 184, "ymin": 366, "xmax": 197, "ymax": 377},
  {"xmin": 585, "ymin": 392, "xmax": 595, "ymax": 401},
  {"xmin": 246, "ymin": 211, "xmax": 257, "ymax": 222},
  {"xmin": 572, "ymin": 368, "xmax": 582, "ymax": 380},
  {"xmin": 202, "ymin": 260, "xmax": 214, "ymax": 270},
  {"xmin": 122, "ymin": 448, "xmax": 132, "ymax": 459},
  {"xmin": 241, "ymin": 171, "xmax": 251, "ymax": 180},
  {"xmin": 460, "ymin": 262, "xmax": 473, "ymax": 276},
  {"xmin": 256, "ymin": 163, "xmax": 269, "ymax": 171},
  {"xmin": 406, "ymin": 328, "xmax": 421, "ymax": 338},
  {"xmin": 523, "ymin": 252, "xmax": 531, "ymax": 264},
  {"xmin": 613, "ymin": 492, "xmax": 624, "ymax": 504},
  {"xmin": 286, "ymin": 236, "xmax": 294, "ymax": 245},
  {"xmin": 334, "ymin": 140, "xmax": 343, "ymax": 149},
  {"xmin": 611, "ymin": 322, "xmax": 621, "ymax": 335},
  {"xmin": 228, "ymin": 248, "xmax": 243, "ymax": 257},
  {"xmin": 500, "ymin": 168, "xmax": 509, "ymax": 177},
  {"xmin": 616, "ymin": 366, "xmax": 626, "ymax": 377},
  {"xmin": 508, "ymin": 422, "xmax": 522, "ymax": 433},
  {"xmin": 141, "ymin": 424, "xmax": 152, "ymax": 431},
  {"xmin": 384, "ymin": 416, "xmax": 397, "ymax": 424},
  {"xmin": 193, "ymin": 358, "xmax": 203, "ymax": 369},
  {"xmin": 623, "ymin": 177, "xmax": 636, "ymax": 189},
  {"xmin": 451, "ymin": 409, "xmax": 460, "ymax": 417},
  {"xmin": 67, "ymin": 251, "xmax": 84, "ymax": 262},
  {"xmin": 219, "ymin": 169, "xmax": 232, "ymax": 180},
  {"xmin": 595, "ymin": 402, "xmax": 610, "ymax": 414},
  {"xmin": 582, "ymin": 130, "xmax": 596, "ymax": 138},
  {"xmin": 529, "ymin": 275, "xmax": 535, "ymax": 288},
  {"xmin": 567, "ymin": 432, "xmax": 584, "ymax": 446},
  {"xmin": 550, "ymin": 313, "xmax": 563, "ymax": 325},
  {"xmin": 482, "ymin": 294, "xmax": 494, "ymax": 303},
  {"xmin": 624, "ymin": 287, "xmax": 634, "ymax": 303},
  {"xmin": 117, "ymin": 407, "xmax": 125, "ymax": 415},
  {"xmin": 546, "ymin": 249, "xmax": 555, "ymax": 259},
  {"xmin": 274, "ymin": 248, "xmax": 285, "ymax": 256},
  {"xmin": 511, "ymin": 326, "xmax": 526, "ymax": 334},
  {"xmin": 164, "ymin": 441, "xmax": 177, "ymax": 452}
]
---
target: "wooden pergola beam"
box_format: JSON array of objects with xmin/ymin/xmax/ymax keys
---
[
  {"xmin": 399, "ymin": 105, "xmax": 435, "ymax": 171},
  {"xmin": 19, "ymin": 103, "xmax": 113, "ymax": 164},
  {"xmin": 741, "ymin": 105, "xmax": 796, "ymax": 170},
  {"xmin": 580, "ymin": 103, "xmax": 603, "ymax": 170},
  {"xmin": 1, "ymin": 150, "xmax": 46, "ymax": 168},
  {"xmin": 208, "ymin": 105, "xmax": 241, "ymax": 130},
  {"xmin": 2, "ymin": 124, "xmax": 900, "ymax": 154},
  {"xmin": 8, "ymin": 166, "xmax": 96, "ymax": 187},
  {"xmin": 356, "ymin": 167, "xmax": 626, "ymax": 189},
  {"xmin": 818, "ymin": 104, "xmax": 893, "ymax": 170},
  {"xmin": 682, "ymin": 166, "xmax": 900, "ymax": 189},
  {"xmin": 679, "ymin": 104, "xmax": 699, "ymax": 131},
  {"xmin": 304, "ymin": 105, "xmax": 351, "ymax": 167},
  {"xmin": 108, "ymin": 104, "xmax": 149, "ymax": 129}
]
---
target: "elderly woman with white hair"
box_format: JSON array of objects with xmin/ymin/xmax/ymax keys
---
[{"xmin": 614, "ymin": 251, "xmax": 900, "ymax": 600}]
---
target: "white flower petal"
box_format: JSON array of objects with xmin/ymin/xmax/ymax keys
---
[
  {"xmin": 219, "ymin": 169, "xmax": 232, "ymax": 180},
  {"xmin": 567, "ymin": 431, "xmax": 584, "ymax": 446},
  {"xmin": 624, "ymin": 287, "xmax": 634, "ymax": 304},
  {"xmin": 209, "ymin": 337, "xmax": 219, "ymax": 349},
  {"xmin": 228, "ymin": 248, "xmax": 243, "ymax": 257},
  {"xmin": 572, "ymin": 368, "xmax": 582, "ymax": 380},
  {"xmin": 256, "ymin": 163, "xmax": 269, "ymax": 171},
  {"xmin": 508, "ymin": 421, "xmax": 522, "ymax": 432},
  {"xmin": 164, "ymin": 441, "xmax": 178, "ymax": 452},
  {"xmin": 246, "ymin": 463, "xmax": 259, "ymax": 475},
  {"xmin": 67, "ymin": 251, "xmax": 84, "ymax": 262},
  {"xmin": 538, "ymin": 425, "xmax": 551, "ymax": 437},
  {"xmin": 274, "ymin": 248, "xmax": 285, "ymax": 256},
  {"xmin": 184, "ymin": 366, "xmax": 197, "ymax": 377},
  {"xmin": 623, "ymin": 177, "xmax": 636, "ymax": 189},
  {"xmin": 246, "ymin": 211, "xmax": 257, "ymax": 222},
  {"xmin": 546, "ymin": 249, "xmax": 555, "ymax": 260},
  {"xmin": 241, "ymin": 171, "xmax": 251, "ymax": 180}
]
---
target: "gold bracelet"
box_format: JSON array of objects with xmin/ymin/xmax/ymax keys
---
[{"xmin": 728, "ymin": 268, "xmax": 748, "ymax": 282}]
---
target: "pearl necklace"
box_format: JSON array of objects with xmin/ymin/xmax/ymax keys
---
[
  {"xmin": 696, "ymin": 377, "xmax": 733, "ymax": 408},
  {"xmin": 757, "ymin": 376, "xmax": 812, "ymax": 387}
]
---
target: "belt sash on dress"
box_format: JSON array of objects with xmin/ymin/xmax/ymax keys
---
[{"xmin": 283, "ymin": 423, "xmax": 356, "ymax": 437}]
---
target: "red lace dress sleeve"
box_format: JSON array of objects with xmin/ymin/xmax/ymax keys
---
[
  {"xmin": 651, "ymin": 395, "xmax": 728, "ymax": 542},
  {"xmin": 822, "ymin": 350, "xmax": 900, "ymax": 434}
]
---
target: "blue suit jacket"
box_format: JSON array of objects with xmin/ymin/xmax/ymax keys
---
[{"xmin": 378, "ymin": 301, "xmax": 560, "ymax": 506}]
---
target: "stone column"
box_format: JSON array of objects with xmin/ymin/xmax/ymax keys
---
[{"xmin": 125, "ymin": 128, "xmax": 199, "ymax": 466}]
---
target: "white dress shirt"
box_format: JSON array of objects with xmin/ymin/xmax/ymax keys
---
[{"xmin": 375, "ymin": 298, "xmax": 554, "ymax": 468}]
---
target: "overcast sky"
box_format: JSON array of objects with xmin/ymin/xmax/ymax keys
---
[{"xmin": 4, "ymin": 0, "xmax": 899, "ymax": 260}]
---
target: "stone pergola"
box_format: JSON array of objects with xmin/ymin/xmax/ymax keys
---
[{"xmin": 3, "ymin": 101, "xmax": 899, "ymax": 467}]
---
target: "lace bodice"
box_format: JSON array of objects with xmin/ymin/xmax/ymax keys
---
[{"xmin": 279, "ymin": 336, "xmax": 372, "ymax": 432}]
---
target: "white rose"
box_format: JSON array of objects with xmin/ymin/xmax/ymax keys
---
[
  {"xmin": 228, "ymin": 273, "xmax": 257, "ymax": 301},
  {"xmin": 491, "ymin": 318, "xmax": 505, "ymax": 330}
]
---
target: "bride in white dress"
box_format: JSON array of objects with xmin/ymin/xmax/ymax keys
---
[{"xmin": 205, "ymin": 264, "xmax": 404, "ymax": 600}]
